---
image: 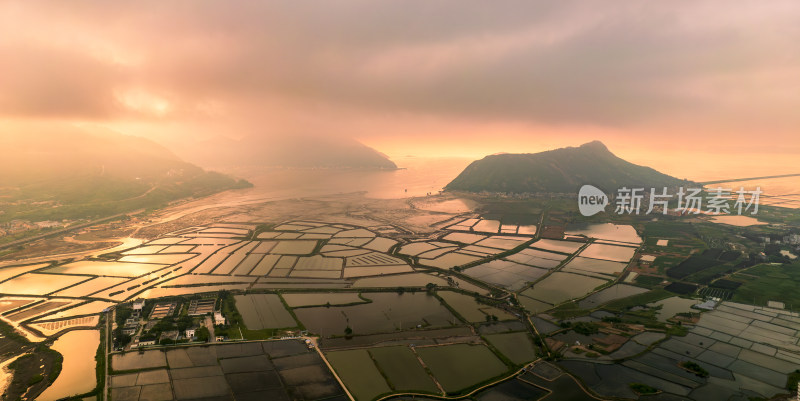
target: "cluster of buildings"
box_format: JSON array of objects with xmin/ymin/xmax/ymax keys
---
[
  {"xmin": 149, "ymin": 301, "xmax": 178, "ymax": 319},
  {"xmin": 0, "ymin": 219, "xmax": 69, "ymax": 237},
  {"xmin": 187, "ymin": 297, "xmax": 226, "ymax": 326},
  {"xmin": 136, "ymin": 300, "xmax": 184, "ymax": 347},
  {"xmin": 120, "ymin": 299, "xmax": 146, "ymax": 337},
  {"xmin": 782, "ymin": 233, "xmax": 800, "ymax": 245},
  {"xmin": 118, "ymin": 296, "xmax": 227, "ymax": 349},
  {"xmin": 758, "ymin": 233, "xmax": 800, "ymax": 245},
  {"xmin": 187, "ymin": 297, "xmax": 215, "ymax": 315}
]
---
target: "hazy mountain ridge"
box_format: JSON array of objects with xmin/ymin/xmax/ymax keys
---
[
  {"xmin": 1, "ymin": 132, "xmax": 200, "ymax": 183},
  {"xmin": 445, "ymin": 141, "xmax": 692, "ymax": 194},
  {"xmin": 180, "ymin": 135, "xmax": 397, "ymax": 170},
  {"xmin": 0, "ymin": 131, "xmax": 250, "ymax": 223}
]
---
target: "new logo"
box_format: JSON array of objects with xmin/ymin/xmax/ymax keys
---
[{"xmin": 578, "ymin": 185, "xmax": 608, "ymax": 216}]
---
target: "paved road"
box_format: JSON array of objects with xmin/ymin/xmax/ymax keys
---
[
  {"xmin": 304, "ymin": 337, "xmax": 355, "ymax": 401},
  {"xmin": 205, "ymin": 316, "xmax": 216, "ymax": 342}
]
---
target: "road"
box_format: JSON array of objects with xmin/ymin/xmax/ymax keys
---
[
  {"xmin": 205, "ymin": 316, "xmax": 216, "ymax": 342},
  {"xmin": 304, "ymin": 336, "xmax": 355, "ymax": 401},
  {"xmin": 374, "ymin": 359, "xmax": 543, "ymax": 401}
]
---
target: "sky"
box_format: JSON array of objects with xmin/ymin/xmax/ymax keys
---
[{"xmin": 2, "ymin": 1, "xmax": 799, "ymax": 180}]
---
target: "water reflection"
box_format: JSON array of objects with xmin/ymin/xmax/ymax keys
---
[
  {"xmin": 565, "ymin": 223, "xmax": 642, "ymax": 244},
  {"xmin": 234, "ymin": 157, "xmax": 472, "ymax": 200},
  {"xmin": 38, "ymin": 330, "xmax": 99, "ymax": 401},
  {"xmin": 709, "ymin": 215, "xmax": 767, "ymax": 227}
]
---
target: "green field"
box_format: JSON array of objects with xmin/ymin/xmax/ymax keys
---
[
  {"xmin": 327, "ymin": 349, "xmax": 391, "ymax": 401},
  {"xmin": 643, "ymin": 221, "xmax": 697, "ymax": 239},
  {"xmin": 416, "ymin": 344, "xmax": 508, "ymax": 393},
  {"xmin": 651, "ymin": 255, "xmax": 687, "ymax": 274},
  {"xmin": 369, "ymin": 346, "xmax": 439, "ymax": 393},
  {"xmin": 484, "ymin": 332, "xmax": 538, "ymax": 365},
  {"xmin": 634, "ymin": 275, "xmax": 665, "ymax": 287},
  {"xmin": 639, "ymin": 229, "xmax": 708, "ymax": 275},
  {"xmin": 732, "ymin": 263, "xmax": 800, "ymax": 307}
]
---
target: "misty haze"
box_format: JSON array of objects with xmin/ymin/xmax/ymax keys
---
[{"xmin": 1, "ymin": 2, "xmax": 800, "ymax": 401}]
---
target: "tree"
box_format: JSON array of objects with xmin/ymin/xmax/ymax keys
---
[
  {"xmin": 176, "ymin": 315, "xmax": 193, "ymax": 331},
  {"xmin": 115, "ymin": 332, "xmax": 132, "ymax": 347},
  {"xmin": 195, "ymin": 327, "xmax": 210, "ymax": 342},
  {"xmin": 214, "ymin": 325, "xmax": 229, "ymax": 337},
  {"xmin": 572, "ymin": 322, "xmax": 599, "ymax": 335},
  {"xmin": 787, "ymin": 369, "xmax": 800, "ymax": 392},
  {"xmin": 115, "ymin": 308, "xmax": 132, "ymax": 326},
  {"xmin": 681, "ymin": 361, "xmax": 709, "ymax": 378},
  {"xmin": 344, "ymin": 326, "xmax": 353, "ymax": 336},
  {"xmin": 151, "ymin": 319, "xmax": 176, "ymax": 334},
  {"xmin": 425, "ymin": 283, "xmax": 438, "ymax": 294}
]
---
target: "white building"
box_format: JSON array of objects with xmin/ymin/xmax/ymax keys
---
[
  {"xmin": 694, "ymin": 299, "xmax": 718, "ymax": 311},
  {"xmin": 132, "ymin": 299, "xmax": 145, "ymax": 311},
  {"xmin": 214, "ymin": 311, "xmax": 226, "ymax": 326},
  {"xmin": 185, "ymin": 328, "xmax": 196, "ymax": 339}
]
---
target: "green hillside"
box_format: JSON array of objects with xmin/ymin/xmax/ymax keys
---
[{"xmin": 445, "ymin": 141, "xmax": 691, "ymax": 194}]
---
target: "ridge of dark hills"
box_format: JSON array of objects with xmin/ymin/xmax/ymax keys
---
[{"xmin": 445, "ymin": 141, "xmax": 692, "ymax": 194}]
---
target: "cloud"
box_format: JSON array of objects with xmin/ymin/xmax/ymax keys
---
[
  {"xmin": 1, "ymin": 0, "xmax": 799, "ymax": 151},
  {"xmin": 0, "ymin": 41, "xmax": 123, "ymax": 118}
]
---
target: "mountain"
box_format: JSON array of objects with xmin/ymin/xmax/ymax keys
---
[
  {"xmin": 445, "ymin": 141, "xmax": 691, "ymax": 194},
  {"xmin": 0, "ymin": 131, "xmax": 250, "ymax": 223},
  {"xmin": 2, "ymin": 131, "xmax": 199, "ymax": 184},
  {"xmin": 179, "ymin": 134, "xmax": 397, "ymax": 170}
]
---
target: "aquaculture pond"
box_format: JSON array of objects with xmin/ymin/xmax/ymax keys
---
[
  {"xmin": 294, "ymin": 292, "xmax": 458, "ymax": 337},
  {"xmin": 565, "ymin": 223, "xmax": 642, "ymax": 244},
  {"xmin": 649, "ymin": 296, "xmax": 698, "ymax": 322},
  {"xmin": 520, "ymin": 272, "xmax": 608, "ymax": 305},
  {"xmin": 282, "ymin": 292, "xmax": 365, "ymax": 307},
  {"xmin": 350, "ymin": 272, "xmax": 464, "ymax": 290},
  {"xmin": 578, "ymin": 243, "xmax": 637, "ymax": 263},
  {"xmin": 235, "ymin": 294, "xmax": 297, "ymax": 330}
]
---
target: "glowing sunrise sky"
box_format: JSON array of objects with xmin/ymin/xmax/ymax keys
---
[{"xmin": 1, "ymin": 1, "xmax": 799, "ymax": 180}]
